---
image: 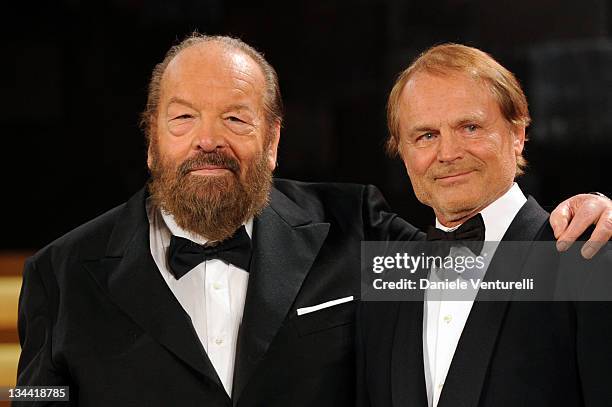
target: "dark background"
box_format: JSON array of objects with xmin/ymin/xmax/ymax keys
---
[{"xmin": 3, "ymin": 0, "xmax": 611, "ymax": 250}]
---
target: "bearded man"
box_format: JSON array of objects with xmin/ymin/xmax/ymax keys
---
[{"xmin": 17, "ymin": 35, "xmax": 612, "ymax": 407}]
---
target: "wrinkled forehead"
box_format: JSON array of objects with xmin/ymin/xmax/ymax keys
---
[
  {"xmin": 398, "ymin": 71, "xmax": 501, "ymax": 123},
  {"xmin": 161, "ymin": 41, "xmax": 267, "ymax": 102},
  {"xmin": 402, "ymin": 70, "xmax": 490, "ymax": 100}
]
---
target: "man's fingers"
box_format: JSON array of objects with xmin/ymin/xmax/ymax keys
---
[
  {"xmin": 580, "ymin": 241, "xmax": 605, "ymax": 259},
  {"xmin": 550, "ymin": 197, "xmax": 577, "ymax": 240},
  {"xmin": 556, "ymin": 199, "xmax": 600, "ymax": 252},
  {"xmin": 580, "ymin": 208, "xmax": 612, "ymax": 259}
]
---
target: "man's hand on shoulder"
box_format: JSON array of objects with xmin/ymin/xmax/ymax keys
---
[{"xmin": 550, "ymin": 193, "xmax": 612, "ymax": 259}]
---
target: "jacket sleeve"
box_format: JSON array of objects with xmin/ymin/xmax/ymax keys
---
[
  {"xmin": 16, "ymin": 257, "xmax": 73, "ymax": 406},
  {"xmin": 362, "ymin": 184, "xmax": 425, "ymax": 242},
  {"xmin": 573, "ymin": 245, "xmax": 612, "ymax": 406}
]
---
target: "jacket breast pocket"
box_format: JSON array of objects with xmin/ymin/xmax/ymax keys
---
[{"xmin": 292, "ymin": 299, "xmax": 356, "ymax": 337}]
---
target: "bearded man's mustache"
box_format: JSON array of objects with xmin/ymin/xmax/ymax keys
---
[{"xmin": 177, "ymin": 151, "xmax": 241, "ymax": 177}]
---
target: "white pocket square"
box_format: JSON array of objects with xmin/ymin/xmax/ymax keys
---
[{"xmin": 296, "ymin": 295, "xmax": 354, "ymax": 316}]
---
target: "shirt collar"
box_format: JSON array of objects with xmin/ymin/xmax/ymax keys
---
[
  {"xmin": 159, "ymin": 207, "xmax": 253, "ymax": 245},
  {"xmin": 435, "ymin": 182, "xmax": 527, "ymax": 241}
]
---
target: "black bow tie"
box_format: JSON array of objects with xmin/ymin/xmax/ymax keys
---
[
  {"xmin": 167, "ymin": 226, "xmax": 252, "ymax": 280},
  {"xmin": 425, "ymin": 213, "xmax": 486, "ymax": 255}
]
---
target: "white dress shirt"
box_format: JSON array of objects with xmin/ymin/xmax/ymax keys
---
[
  {"xmin": 146, "ymin": 199, "xmax": 251, "ymax": 396},
  {"xmin": 423, "ymin": 183, "xmax": 527, "ymax": 407}
]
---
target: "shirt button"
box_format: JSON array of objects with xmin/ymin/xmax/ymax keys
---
[
  {"xmin": 215, "ymin": 337, "xmax": 224, "ymax": 345},
  {"xmin": 212, "ymin": 282, "xmax": 222, "ymax": 290},
  {"xmin": 443, "ymin": 314, "xmax": 452, "ymax": 324},
  {"xmin": 438, "ymin": 382, "xmax": 444, "ymax": 390}
]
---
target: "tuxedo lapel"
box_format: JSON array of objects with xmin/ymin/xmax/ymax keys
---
[
  {"xmin": 83, "ymin": 188, "xmax": 226, "ymax": 395},
  {"xmin": 437, "ymin": 197, "xmax": 549, "ymax": 407},
  {"xmin": 232, "ymin": 188, "xmax": 330, "ymax": 405},
  {"xmin": 392, "ymin": 298, "xmax": 428, "ymax": 407}
]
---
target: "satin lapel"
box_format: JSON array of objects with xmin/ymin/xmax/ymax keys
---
[
  {"xmin": 437, "ymin": 197, "xmax": 549, "ymax": 407},
  {"xmin": 392, "ymin": 293, "xmax": 428, "ymax": 407},
  {"xmin": 83, "ymin": 188, "xmax": 226, "ymax": 394},
  {"xmin": 232, "ymin": 188, "xmax": 330, "ymax": 405}
]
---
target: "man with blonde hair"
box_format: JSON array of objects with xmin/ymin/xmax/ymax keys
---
[{"xmin": 358, "ymin": 43, "xmax": 612, "ymax": 407}]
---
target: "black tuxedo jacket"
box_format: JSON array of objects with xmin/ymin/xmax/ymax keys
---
[
  {"xmin": 17, "ymin": 179, "xmax": 422, "ymax": 406},
  {"xmin": 357, "ymin": 197, "xmax": 612, "ymax": 407}
]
